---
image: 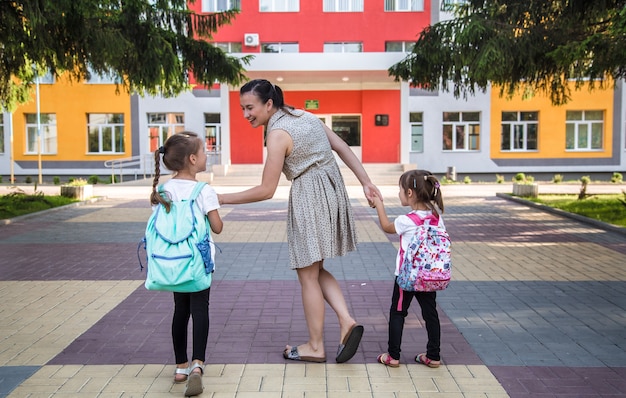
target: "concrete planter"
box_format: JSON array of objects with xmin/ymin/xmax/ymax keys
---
[
  {"xmin": 512, "ymin": 183, "xmax": 538, "ymax": 197},
  {"xmin": 60, "ymin": 184, "xmax": 93, "ymax": 200}
]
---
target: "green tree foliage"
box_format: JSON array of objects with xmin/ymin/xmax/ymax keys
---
[
  {"xmin": 389, "ymin": 0, "xmax": 626, "ymax": 105},
  {"xmin": 0, "ymin": 0, "xmax": 251, "ymax": 111}
]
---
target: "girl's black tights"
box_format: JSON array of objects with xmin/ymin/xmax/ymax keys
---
[{"xmin": 172, "ymin": 288, "xmax": 210, "ymax": 364}]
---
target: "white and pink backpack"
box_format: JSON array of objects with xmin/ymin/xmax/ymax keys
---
[{"xmin": 397, "ymin": 213, "xmax": 451, "ymax": 292}]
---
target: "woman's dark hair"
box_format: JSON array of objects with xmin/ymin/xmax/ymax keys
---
[
  {"xmin": 240, "ymin": 79, "xmax": 296, "ymax": 113},
  {"xmin": 399, "ymin": 169, "xmax": 444, "ymax": 216},
  {"xmin": 150, "ymin": 131, "xmax": 202, "ymax": 211}
]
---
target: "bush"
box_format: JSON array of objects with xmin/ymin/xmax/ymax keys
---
[
  {"xmin": 53, "ymin": 176, "xmax": 61, "ymax": 185},
  {"xmin": 495, "ymin": 174, "xmax": 504, "ymax": 184},
  {"xmin": 514, "ymin": 172, "xmax": 526, "ymax": 183},
  {"xmin": 578, "ymin": 176, "xmax": 591, "ymax": 200},
  {"xmin": 463, "ymin": 176, "xmax": 472, "ymax": 184},
  {"xmin": 0, "ymin": 175, "xmax": 3, "ymax": 183},
  {"xmin": 553, "ymin": 174, "xmax": 563, "ymax": 184},
  {"xmin": 513, "ymin": 173, "xmax": 535, "ymax": 184},
  {"xmin": 88, "ymin": 175, "xmax": 100, "ymax": 184},
  {"xmin": 66, "ymin": 178, "xmax": 89, "ymax": 186},
  {"xmin": 25, "ymin": 176, "xmax": 32, "ymax": 184},
  {"xmin": 611, "ymin": 172, "xmax": 623, "ymax": 184}
]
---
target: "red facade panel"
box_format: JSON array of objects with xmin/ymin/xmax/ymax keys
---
[{"xmin": 190, "ymin": 1, "xmax": 430, "ymax": 52}]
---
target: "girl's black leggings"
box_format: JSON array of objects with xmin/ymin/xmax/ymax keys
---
[
  {"xmin": 388, "ymin": 278, "xmax": 440, "ymax": 361},
  {"xmin": 172, "ymin": 288, "xmax": 210, "ymax": 364}
]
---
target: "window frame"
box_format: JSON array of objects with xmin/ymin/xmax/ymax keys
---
[
  {"xmin": 147, "ymin": 113, "xmax": 186, "ymax": 152},
  {"xmin": 260, "ymin": 0, "xmax": 299, "ymax": 12},
  {"xmin": 261, "ymin": 42, "xmax": 299, "ymax": 53},
  {"xmin": 202, "ymin": 0, "xmax": 240, "ymax": 12},
  {"xmin": 565, "ymin": 110, "xmax": 604, "ymax": 151},
  {"xmin": 385, "ymin": 41, "xmax": 415, "ymax": 52},
  {"xmin": 409, "ymin": 112, "xmax": 424, "ymax": 152},
  {"xmin": 214, "ymin": 42, "xmax": 243, "ymax": 53},
  {"xmin": 85, "ymin": 66, "xmax": 121, "ymax": 84},
  {"xmin": 25, "ymin": 113, "xmax": 58, "ymax": 155},
  {"xmin": 323, "ymin": 0, "xmax": 364, "ymax": 12},
  {"xmin": 500, "ymin": 111, "xmax": 539, "ymax": 152},
  {"xmin": 87, "ymin": 113, "xmax": 125, "ymax": 154},
  {"xmin": 323, "ymin": 42, "xmax": 363, "ymax": 53},
  {"xmin": 384, "ymin": 0, "xmax": 424, "ymax": 12},
  {"xmin": 442, "ymin": 111, "xmax": 480, "ymax": 151}
]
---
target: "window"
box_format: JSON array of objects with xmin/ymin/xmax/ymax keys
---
[
  {"xmin": 441, "ymin": 0, "xmax": 466, "ymax": 12},
  {"xmin": 385, "ymin": 41, "xmax": 415, "ymax": 52},
  {"xmin": 323, "ymin": 42, "xmax": 363, "ymax": 52},
  {"xmin": 333, "ymin": 115, "xmax": 361, "ymax": 146},
  {"xmin": 86, "ymin": 66, "xmax": 121, "ymax": 84},
  {"xmin": 501, "ymin": 111, "xmax": 538, "ymax": 151},
  {"xmin": 25, "ymin": 113, "xmax": 57, "ymax": 154},
  {"xmin": 442, "ymin": 112, "xmax": 480, "ymax": 151},
  {"xmin": 202, "ymin": 0, "xmax": 240, "ymax": 12},
  {"xmin": 566, "ymin": 110, "xmax": 603, "ymax": 150},
  {"xmin": 323, "ymin": 0, "xmax": 363, "ymax": 12},
  {"xmin": 410, "ymin": 113, "xmax": 423, "ymax": 152},
  {"xmin": 261, "ymin": 42, "xmax": 299, "ymax": 53},
  {"xmin": 147, "ymin": 113, "xmax": 185, "ymax": 152},
  {"xmin": 0, "ymin": 114, "xmax": 4, "ymax": 153},
  {"xmin": 214, "ymin": 42, "xmax": 242, "ymax": 53},
  {"xmin": 36, "ymin": 70, "xmax": 55, "ymax": 84},
  {"xmin": 385, "ymin": 0, "xmax": 424, "ymax": 11},
  {"xmin": 87, "ymin": 114, "xmax": 125, "ymax": 154},
  {"xmin": 204, "ymin": 113, "xmax": 221, "ymax": 151},
  {"xmin": 260, "ymin": 0, "xmax": 299, "ymax": 12}
]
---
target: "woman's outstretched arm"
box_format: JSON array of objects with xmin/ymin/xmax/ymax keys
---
[
  {"xmin": 323, "ymin": 124, "xmax": 382, "ymax": 203},
  {"xmin": 218, "ymin": 129, "xmax": 291, "ymax": 205}
]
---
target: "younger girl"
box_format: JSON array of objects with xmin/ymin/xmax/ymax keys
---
[
  {"xmin": 151, "ymin": 132, "xmax": 223, "ymax": 396},
  {"xmin": 370, "ymin": 169, "xmax": 444, "ymax": 368}
]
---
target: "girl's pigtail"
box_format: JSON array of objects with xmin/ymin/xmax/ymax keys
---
[{"xmin": 150, "ymin": 147, "xmax": 171, "ymax": 212}]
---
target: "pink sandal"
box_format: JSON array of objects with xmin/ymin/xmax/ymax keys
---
[
  {"xmin": 415, "ymin": 353, "xmax": 440, "ymax": 368},
  {"xmin": 377, "ymin": 353, "xmax": 400, "ymax": 368}
]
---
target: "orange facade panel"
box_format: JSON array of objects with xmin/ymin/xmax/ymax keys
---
[
  {"xmin": 490, "ymin": 82, "xmax": 615, "ymax": 159},
  {"xmin": 12, "ymin": 75, "xmax": 131, "ymax": 162}
]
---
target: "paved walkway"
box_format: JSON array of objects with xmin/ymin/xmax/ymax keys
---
[{"xmin": 0, "ymin": 182, "xmax": 625, "ymax": 397}]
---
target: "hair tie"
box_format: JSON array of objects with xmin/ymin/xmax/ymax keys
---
[
  {"xmin": 413, "ymin": 178, "xmax": 416, "ymax": 188},
  {"xmin": 158, "ymin": 146, "xmax": 165, "ymax": 154}
]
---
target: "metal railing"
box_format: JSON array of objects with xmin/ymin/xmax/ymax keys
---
[
  {"xmin": 104, "ymin": 148, "xmax": 222, "ymax": 183},
  {"xmin": 103, "ymin": 154, "xmax": 155, "ymax": 183}
]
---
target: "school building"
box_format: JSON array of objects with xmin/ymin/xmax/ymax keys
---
[{"xmin": 1, "ymin": 0, "xmax": 624, "ymax": 182}]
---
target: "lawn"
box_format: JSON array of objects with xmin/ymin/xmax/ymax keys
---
[
  {"xmin": 0, "ymin": 191, "xmax": 78, "ymax": 220},
  {"xmin": 528, "ymin": 193, "xmax": 626, "ymax": 228}
]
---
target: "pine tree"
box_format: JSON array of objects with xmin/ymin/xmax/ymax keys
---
[
  {"xmin": 389, "ymin": 0, "xmax": 626, "ymax": 105},
  {"xmin": 0, "ymin": 0, "xmax": 250, "ymax": 111}
]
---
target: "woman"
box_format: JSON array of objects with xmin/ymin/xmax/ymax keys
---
[{"xmin": 219, "ymin": 79, "xmax": 381, "ymax": 363}]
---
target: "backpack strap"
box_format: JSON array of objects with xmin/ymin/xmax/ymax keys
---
[
  {"xmin": 406, "ymin": 212, "xmax": 439, "ymax": 227},
  {"xmin": 190, "ymin": 181, "xmax": 207, "ymax": 201}
]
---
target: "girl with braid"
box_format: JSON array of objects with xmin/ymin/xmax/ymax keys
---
[
  {"xmin": 371, "ymin": 169, "xmax": 445, "ymax": 368},
  {"xmin": 151, "ymin": 131, "xmax": 223, "ymax": 396}
]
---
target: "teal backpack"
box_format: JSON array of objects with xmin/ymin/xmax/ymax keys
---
[{"xmin": 139, "ymin": 181, "xmax": 215, "ymax": 292}]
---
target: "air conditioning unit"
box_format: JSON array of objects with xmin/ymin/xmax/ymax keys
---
[{"xmin": 244, "ymin": 33, "xmax": 259, "ymax": 47}]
